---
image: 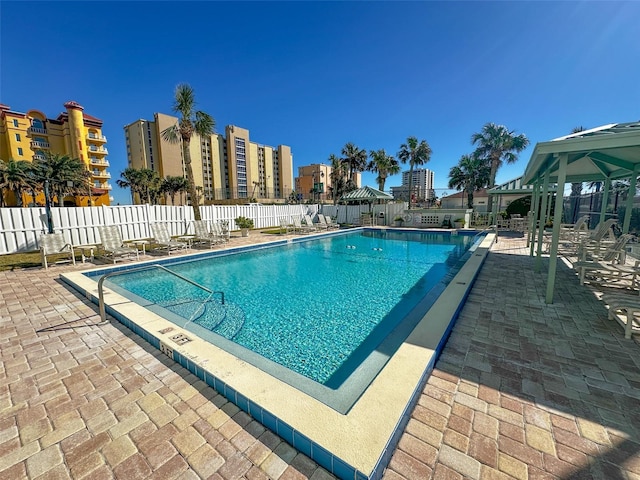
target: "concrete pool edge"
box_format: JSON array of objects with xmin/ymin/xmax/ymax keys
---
[{"xmin": 60, "ymin": 230, "xmax": 495, "ymax": 479}]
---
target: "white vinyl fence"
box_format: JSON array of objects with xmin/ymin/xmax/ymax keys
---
[
  {"xmin": 0, "ymin": 204, "xmax": 320, "ymax": 255},
  {"xmin": 0, "ymin": 202, "xmax": 439, "ymax": 255}
]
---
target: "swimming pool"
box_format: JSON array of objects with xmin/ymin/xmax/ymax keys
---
[
  {"xmin": 62, "ymin": 228, "xmax": 494, "ymax": 479},
  {"xmin": 101, "ymin": 229, "xmax": 475, "ymax": 410}
]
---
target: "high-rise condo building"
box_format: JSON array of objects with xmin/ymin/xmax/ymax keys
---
[
  {"xmin": 123, "ymin": 115, "xmax": 293, "ymax": 204},
  {"xmin": 391, "ymin": 168, "xmax": 435, "ymax": 202},
  {"xmin": 295, "ymin": 164, "xmax": 361, "ymax": 202},
  {"xmin": 0, "ymin": 101, "xmax": 112, "ymax": 207}
]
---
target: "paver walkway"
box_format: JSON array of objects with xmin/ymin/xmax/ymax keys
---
[{"xmin": 1, "ymin": 232, "xmax": 639, "ymax": 479}]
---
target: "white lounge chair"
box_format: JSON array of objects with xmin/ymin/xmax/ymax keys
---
[
  {"xmin": 193, "ymin": 220, "xmax": 223, "ymax": 248},
  {"xmin": 317, "ymin": 214, "xmax": 338, "ymax": 230},
  {"xmin": 292, "ymin": 217, "xmax": 315, "ymax": 234},
  {"xmin": 150, "ymin": 223, "xmax": 188, "ymax": 255},
  {"xmin": 572, "ymin": 234, "xmax": 636, "ymax": 286},
  {"xmin": 601, "ymin": 292, "xmax": 640, "ymax": 338},
  {"xmin": 97, "ymin": 225, "xmax": 139, "ymax": 263},
  {"xmin": 39, "ymin": 232, "xmax": 76, "ymax": 269},
  {"xmin": 211, "ymin": 221, "xmax": 229, "ymax": 243},
  {"xmin": 307, "ymin": 214, "xmax": 327, "ymax": 230}
]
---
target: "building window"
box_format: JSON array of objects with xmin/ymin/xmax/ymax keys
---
[
  {"xmin": 17, "ymin": 147, "xmax": 23, "ymax": 156},
  {"xmin": 13, "ymin": 119, "xmax": 19, "ymax": 127},
  {"xmin": 15, "ymin": 133, "xmax": 21, "ymax": 142}
]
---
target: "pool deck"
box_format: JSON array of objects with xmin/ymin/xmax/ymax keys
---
[{"xmin": 1, "ymin": 231, "xmax": 639, "ymax": 479}]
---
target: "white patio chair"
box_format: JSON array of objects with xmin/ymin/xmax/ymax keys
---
[
  {"xmin": 39, "ymin": 232, "xmax": 76, "ymax": 269},
  {"xmin": 150, "ymin": 223, "xmax": 188, "ymax": 255},
  {"xmin": 96, "ymin": 225, "xmax": 139, "ymax": 263}
]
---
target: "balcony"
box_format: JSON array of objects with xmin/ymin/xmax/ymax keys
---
[
  {"xmin": 27, "ymin": 127, "xmax": 47, "ymax": 135},
  {"xmin": 31, "ymin": 140, "xmax": 50, "ymax": 149},
  {"xmin": 87, "ymin": 133, "xmax": 107, "ymax": 143},
  {"xmin": 89, "ymin": 158, "xmax": 110, "ymax": 166},
  {"xmin": 33, "ymin": 154, "xmax": 46, "ymax": 161},
  {"xmin": 89, "ymin": 146, "xmax": 108, "ymax": 155},
  {"xmin": 93, "ymin": 182, "xmax": 112, "ymax": 190},
  {"xmin": 91, "ymin": 170, "xmax": 111, "ymax": 178}
]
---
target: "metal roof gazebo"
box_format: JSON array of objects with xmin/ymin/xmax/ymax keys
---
[{"xmin": 521, "ymin": 121, "xmax": 640, "ymax": 303}]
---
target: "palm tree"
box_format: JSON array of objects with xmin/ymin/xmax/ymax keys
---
[
  {"xmin": 117, "ymin": 167, "xmax": 160, "ymax": 204},
  {"xmin": 368, "ymin": 149, "xmax": 400, "ymax": 192},
  {"xmin": 0, "ymin": 159, "xmax": 33, "ymax": 207},
  {"xmin": 33, "ymin": 153, "xmax": 88, "ymax": 206},
  {"xmin": 160, "ymin": 175, "xmax": 189, "ymax": 205},
  {"xmin": 341, "ymin": 143, "xmax": 367, "ymax": 191},
  {"xmin": 448, "ymin": 154, "xmax": 490, "ymax": 209},
  {"xmin": 328, "ymin": 153, "xmax": 348, "ymax": 205},
  {"xmin": 161, "ymin": 84, "xmax": 215, "ymax": 220},
  {"xmin": 397, "ymin": 136, "xmax": 432, "ymax": 209},
  {"xmin": 471, "ymin": 123, "xmax": 529, "ymax": 213}
]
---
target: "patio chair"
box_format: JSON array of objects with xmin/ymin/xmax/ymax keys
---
[
  {"xmin": 96, "ymin": 225, "xmax": 139, "ymax": 263},
  {"xmin": 601, "ymin": 292, "xmax": 640, "ymax": 339},
  {"xmin": 193, "ymin": 220, "xmax": 223, "ymax": 248},
  {"xmin": 317, "ymin": 214, "xmax": 338, "ymax": 230},
  {"xmin": 308, "ymin": 214, "xmax": 328, "ymax": 230},
  {"xmin": 150, "ymin": 223, "xmax": 188, "ymax": 255},
  {"xmin": 292, "ymin": 216, "xmax": 315, "ymax": 234},
  {"xmin": 212, "ymin": 221, "xmax": 230, "ymax": 242},
  {"xmin": 39, "ymin": 232, "xmax": 76, "ymax": 269},
  {"xmin": 572, "ymin": 234, "xmax": 636, "ymax": 286},
  {"xmin": 324, "ymin": 215, "xmax": 339, "ymax": 229},
  {"xmin": 441, "ymin": 215, "xmax": 452, "ymax": 229},
  {"xmin": 279, "ymin": 218, "xmax": 294, "ymax": 234}
]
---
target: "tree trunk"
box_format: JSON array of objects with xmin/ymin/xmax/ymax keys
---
[
  {"xmin": 408, "ymin": 165, "xmax": 414, "ymax": 210},
  {"xmin": 182, "ymin": 137, "xmax": 201, "ymax": 221},
  {"xmin": 486, "ymin": 157, "xmax": 499, "ymax": 215}
]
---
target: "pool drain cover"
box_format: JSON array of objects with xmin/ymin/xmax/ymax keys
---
[{"xmin": 158, "ymin": 327, "xmax": 174, "ymax": 334}]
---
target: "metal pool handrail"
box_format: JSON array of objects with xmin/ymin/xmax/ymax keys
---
[{"xmin": 98, "ymin": 263, "xmax": 225, "ymax": 322}]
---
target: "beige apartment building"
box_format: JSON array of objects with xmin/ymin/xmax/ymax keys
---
[
  {"xmin": 124, "ymin": 116, "xmax": 293, "ymax": 204},
  {"xmin": 295, "ymin": 163, "xmax": 361, "ymax": 202}
]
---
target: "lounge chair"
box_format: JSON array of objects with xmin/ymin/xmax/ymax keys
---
[
  {"xmin": 193, "ymin": 220, "xmax": 223, "ymax": 248},
  {"xmin": 601, "ymin": 292, "xmax": 640, "ymax": 338},
  {"xmin": 40, "ymin": 232, "xmax": 76, "ymax": 269},
  {"xmin": 304, "ymin": 214, "xmax": 323, "ymax": 231},
  {"xmin": 292, "ymin": 216, "xmax": 315, "ymax": 234},
  {"xmin": 572, "ymin": 234, "xmax": 636, "ymax": 286},
  {"xmin": 96, "ymin": 225, "xmax": 139, "ymax": 263},
  {"xmin": 323, "ymin": 215, "xmax": 339, "ymax": 229},
  {"xmin": 212, "ymin": 221, "xmax": 230, "ymax": 242},
  {"xmin": 308, "ymin": 214, "xmax": 328, "ymax": 230},
  {"xmin": 150, "ymin": 223, "xmax": 188, "ymax": 255},
  {"xmin": 317, "ymin": 214, "xmax": 338, "ymax": 230},
  {"xmin": 279, "ymin": 218, "xmax": 294, "ymax": 234},
  {"xmin": 559, "ymin": 215, "xmax": 590, "ymax": 242}
]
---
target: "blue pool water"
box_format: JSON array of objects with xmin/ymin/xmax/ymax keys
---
[{"xmin": 105, "ymin": 230, "xmax": 476, "ymax": 389}]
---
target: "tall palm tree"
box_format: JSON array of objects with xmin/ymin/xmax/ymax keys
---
[
  {"xmin": 368, "ymin": 149, "xmax": 400, "ymax": 192},
  {"xmin": 0, "ymin": 159, "xmax": 33, "ymax": 207},
  {"xmin": 161, "ymin": 84, "xmax": 215, "ymax": 220},
  {"xmin": 397, "ymin": 136, "xmax": 432, "ymax": 209},
  {"xmin": 160, "ymin": 175, "xmax": 189, "ymax": 205},
  {"xmin": 448, "ymin": 154, "xmax": 490, "ymax": 209},
  {"xmin": 328, "ymin": 153, "xmax": 348, "ymax": 205},
  {"xmin": 33, "ymin": 153, "xmax": 87, "ymax": 206},
  {"xmin": 341, "ymin": 143, "xmax": 367, "ymax": 191},
  {"xmin": 471, "ymin": 123, "xmax": 529, "ymax": 212}
]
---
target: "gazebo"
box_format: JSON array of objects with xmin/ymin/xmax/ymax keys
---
[
  {"xmin": 522, "ymin": 122, "xmax": 640, "ymax": 303},
  {"xmin": 340, "ymin": 186, "xmax": 394, "ymax": 204}
]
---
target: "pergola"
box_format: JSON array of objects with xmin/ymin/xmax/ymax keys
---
[{"xmin": 522, "ymin": 122, "xmax": 640, "ymax": 303}]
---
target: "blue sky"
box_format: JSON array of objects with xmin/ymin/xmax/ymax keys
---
[{"xmin": 2, "ymin": 1, "xmax": 639, "ymax": 205}]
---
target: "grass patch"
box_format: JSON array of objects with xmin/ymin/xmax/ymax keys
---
[
  {"xmin": 261, "ymin": 228, "xmax": 289, "ymax": 235},
  {"xmin": 0, "ymin": 251, "xmax": 49, "ymax": 271}
]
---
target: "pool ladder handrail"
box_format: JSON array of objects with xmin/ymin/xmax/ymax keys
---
[{"xmin": 98, "ymin": 263, "xmax": 224, "ymax": 322}]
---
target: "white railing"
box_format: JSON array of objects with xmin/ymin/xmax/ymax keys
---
[{"xmin": 0, "ymin": 203, "xmax": 428, "ymax": 255}]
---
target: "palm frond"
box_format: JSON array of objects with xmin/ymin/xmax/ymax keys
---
[{"xmin": 161, "ymin": 124, "xmax": 181, "ymax": 144}]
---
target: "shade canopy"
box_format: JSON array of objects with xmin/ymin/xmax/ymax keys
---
[
  {"xmin": 523, "ymin": 122, "xmax": 640, "ymax": 185},
  {"xmin": 341, "ymin": 186, "xmax": 393, "ymax": 203},
  {"xmin": 521, "ymin": 121, "xmax": 640, "ymax": 305}
]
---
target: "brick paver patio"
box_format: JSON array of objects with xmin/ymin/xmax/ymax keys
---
[{"xmin": 1, "ymin": 232, "xmax": 639, "ymax": 479}]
